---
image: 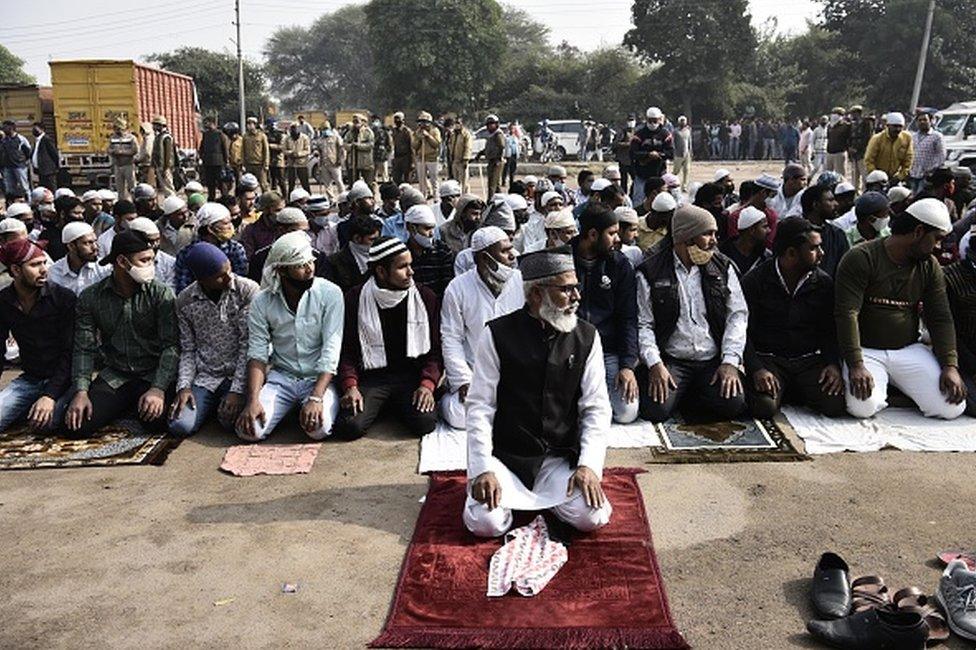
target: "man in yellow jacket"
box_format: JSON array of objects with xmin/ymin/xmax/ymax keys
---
[
  {"xmin": 864, "ymin": 112, "xmax": 914, "ymax": 183},
  {"xmin": 447, "ymin": 117, "xmax": 474, "ymax": 194},
  {"xmin": 412, "ymin": 111, "xmax": 442, "ymax": 198},
  {"xmin": 242, "ymin": 117, "xmax": 270, "ymax": 191}
]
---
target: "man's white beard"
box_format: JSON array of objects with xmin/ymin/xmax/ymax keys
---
[{"xmin": 539, "ymin": 292, "xmax": 578, "ymax": 333}]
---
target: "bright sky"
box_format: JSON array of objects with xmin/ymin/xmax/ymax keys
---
[{"xmin": 6, "ymin": 0, "xmax": 820, "ymax": 85}]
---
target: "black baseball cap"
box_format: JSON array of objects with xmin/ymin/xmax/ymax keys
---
[{"xmin": 99, "ymin": 229, "xmax": 151, "ymax": 265}]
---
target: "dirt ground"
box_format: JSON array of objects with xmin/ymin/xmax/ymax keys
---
[
  {"xmin": 3, "ymin": 162, "xmax": 971, "ymax": 649},
  {"xmin": 0, "ymin": 365, "xmax": 973, "ymax": 649}
]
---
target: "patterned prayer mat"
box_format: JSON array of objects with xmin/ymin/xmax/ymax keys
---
[
  {"xmin": 0, "ymin": 420, "xmax": 174, "ymax": 470},
  {"xmin": 219, "ymin": 443, "xmax": 321, "ymax": 476},
  {"xmin": 647, "ymin": 413, "xmax": 808, "ymax": 463},
  {"xmin": 370, "ymin": 468, "xmax": 688, "ymax": 650}
]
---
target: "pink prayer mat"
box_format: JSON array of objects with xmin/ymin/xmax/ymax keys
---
[{"xmin": 219, "ymin": 443, "xmax": 321, "ymax": 476}]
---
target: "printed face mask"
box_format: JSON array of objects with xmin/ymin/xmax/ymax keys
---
[{"xmin": 687, "ymin": 244, "xmax": 714, "ymax": 266}]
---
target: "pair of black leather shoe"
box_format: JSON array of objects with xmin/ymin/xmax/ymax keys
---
[{"xmin": 807, "ymin": 553, "xmax": 927, "ymax": 649}]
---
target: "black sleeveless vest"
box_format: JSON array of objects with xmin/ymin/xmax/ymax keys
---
[{"xmin": 486, "ymin": 307, "xmax": 597, "ymax": 489}]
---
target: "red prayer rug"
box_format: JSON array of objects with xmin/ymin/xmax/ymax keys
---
[{"xmin": 370, "ymin": 468, "xmax": 688, "ymax": 649}]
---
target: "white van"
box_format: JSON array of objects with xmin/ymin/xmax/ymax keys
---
[
  {"xmin": 532, "ymin": 120, "xmax": 584, "ymax": 161},
  {"xmin": 935, "ymin": 101, "xmax": 976, "ymax": 143}
]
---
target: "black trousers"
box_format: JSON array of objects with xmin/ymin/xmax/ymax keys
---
[
  {"xmin": 391, "ymin": 156, "xmax": 412, "ymax": 185},
  {"xmin": 270, "ymin": 166, "xmax": 287, "ymax": 196},
  {"xmin": 286, "ymin": 166, "xmax": 310, "ymax": 195},
  {"xmin": 638, "ymin": 357, "xmax": 746, "ymax": 423},
  {"xmin": 618, "ymin": 165, "xmax": 631, "ymax": 195},
  {"xmin": 333, "ymin": 370, "xmax": 437, "ymax": 440},
  {"xmin": 201, "ymin": 164, "xmax": 222, "ymax": 201},
  {"xmin": 68, "ymin": 375, "xmax": 171, "ymax": 438},
  {"xmin": 745, "ymin": 354, "xmax": 846, "ymax": 419}
]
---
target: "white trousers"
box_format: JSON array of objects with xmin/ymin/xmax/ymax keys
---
[
  {"xmin": 317, "ymin": 164, "xmax": 345, "ymax": 199},
  {"xmin": 417, "ymin": 161, "xmax": 439, "ymax": 198},
  {"xmin": 843, "ymin": 344, "xmax": 966, "ymax": 420},
  {"xmin": 237, "ymin": 369, "xmax": 340, "ymax": 441},
  {"xmin": 439, "ymin": 388, "xmax": 466, "ymax": 429},
  {"xmin": 463, "ymin": 492, "xmax": 612, "ymax": 538}
]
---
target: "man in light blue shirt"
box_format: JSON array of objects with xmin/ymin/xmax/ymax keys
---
[{"xmin": 236, "ymin": 231, "xmax": 345, "ymax": 441}]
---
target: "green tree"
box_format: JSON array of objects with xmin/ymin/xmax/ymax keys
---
[
  {"xmin": 264, "ymin": 5, "xmax": 377, "ymax": 113},
  {"xmin": 0, "ymin": 45, "xmax": 34, "ymax": 85},
  {"xmin": 624, "ymin": 0, "xmax": 758, "ymax": 120},
  {"xmin": 147, "ymin": 47, "xmax": 267, "ymax": 124},
  {"xmin": 819, "ymin": 0, "xmax": 976, "ymax": 111},
  {"xmin": 364, "ymin": 0, "xmax": 506, "ymax": 115}
]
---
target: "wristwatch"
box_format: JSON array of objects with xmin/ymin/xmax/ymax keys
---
[{"xmin": 306, "ymin": 395, "xmax": 323, "ymax": 404}]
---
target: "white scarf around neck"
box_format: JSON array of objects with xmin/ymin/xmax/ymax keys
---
[{"xmin": 358, "ymin": 277, "xmax": 430, "ymax": 370}]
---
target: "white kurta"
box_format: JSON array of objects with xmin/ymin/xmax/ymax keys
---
[
  {"xmin": 516, "ymin": 211, "xmax": 547, "ymax": 254},
  {"xmin": 830, "ymin": 207, "xmax": 857, "ymax": 231},
  {"xmin": 465, "ymin": 323, "xmax": 611, "ymax": 510},
  {"xmin": 441, "ymin": 269, "xmax": 525, "ymax": 390},
  {"xmin": 47, "ymin": 258, "xmax": 110, "ymax": 296}
]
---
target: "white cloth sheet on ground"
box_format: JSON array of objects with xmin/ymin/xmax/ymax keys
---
[
  {"xmin": 782, "ymin": 405, "xmax": 976, "ymax": 454},
  {"xmin": 418, "ymin": 419, "xmax": 662, "ymax": 474}
]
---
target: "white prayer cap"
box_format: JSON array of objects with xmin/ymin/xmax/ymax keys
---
[
  {"xmin": 646, "ymin": 106, "xmax": 663, "ymax": 119},
  {"xmin": 275, "ymin": 206, "xmax": 308, "ymax": 225},
  {"xmin": 540, "ymin": 191, "xmax": 562, "ymax": 207},
  {"xmin": 544, "ymin": 208, "xmax": 576, "ymax": 230},
  {"xmin": 238, "ymin": 173, "xmax": 259, "ymax": 190},
  {"xmin": 887, "ymin": 186, "xmax": 912, "ymax": 203},
  {"xmin": 184, "ymin": 180, "xmax": 204, "ymax": 194},
  {"xmin": 687, "ymin": 181, "xmax": 703, "ymax": 203},
  {"xmin": 0, "ymin": 217, "xmax": 27, "ymax": 235},
  {"xmin": 651, "ymin": 192, "xmax": 677, "ymax": 212},
  {"xmin": 755, "ymin": 173, "xmax": 781, "ymax": 191},
  {"xmin": 404, "ymin": 204, "xmax": 436, "ymax": 227},
  {"xmin": 737, "ymin": 206, "xmax": 766, "ymax": 231},
  {"xmin": 603, "ymin": 165, "xmax": 621, "ymax": 181},
  {"xmin": 129, "ymin": 217, "xmax": 160, "ymax": 237},
  {"xmin": 885, "ymin": 112, "xmax": 906, "ymax": 126},
  {"xmin": 523, "ymin": 175, "xmax": 538, "ymax": 185},
  {"xmin": 81, "ymin": 189, "xmax": 100, "ymax": 203},
  {"xmin": 337, "ymin": 191, "xmax": 350, "ymax": 205},
  {"xmin": 4, "ymin": 203, "xmax": 32, "ymax": 219},
  {"xmin": 485, "ymin": 114, "xmax": 500, "ymax": 123},
  {"xmin": 98, "ymin": 188, "xmax": 117, "ymax": 202},
  {"xmin": 195, "ymin": 202, "xmax": 231, "ymax": 229},
  {"xmin": 30, "ymin": 187, "xmax": 52, "ymax": 204},
  {"xmin": 368, "ymin": 237, "xmax": 407, "ymax": 263},
  {"xmin": 505, "ymin": 193, "xmax": 528, "ymax": 211},
  {"xmin": 438, "ymin": 179, "xmax": 462, "ymax": 198},
  {"xmin": 262, "ymin": 231, "xmax": 316, "ymax": 291},
  {"xmin": 54, "ymin": 187, "xmax": 76, "ymax": 199},
  {"xmin": 61, "ymin": 221, "xmax": 94, "ymax": 244},
  {"xmin": 289, "ymin": 187, "xmax": 311, "ymax": 203},
  {"xmin": 393, "ymin": 111, "xmax": 405, "ymax": 119},
  {"xmin": 906, "ymin": 197, "xmax": 951, "ymax": 233},
  {"xmin": 834, "ymin": 181, "xmax": 856, "ymax": 195},
  {"xmin": 662, "ymin": 173, "xmax": 681, "ymax": 189},
  {"xmin": 547, "ymin": 165, "xmax": 567, "ymax": 178},
  {"xmin": 865, "ymin": 170, "xmax": 889, "ymax": 184},
  {"xmin": 590, "ymin": 178, "xmax": 612, "ymax": 192},
  {"xmin": 348, "ymin": 180, "xmax": 372, "ymax": 202},
  {"xmin": 713, "ymin": 168, "xmax": 731, "ymax": 182},
  {"xmin": 471, "ymin": 226, "xmax": 508, "ymax": 252},
  {"xmin": 162, "ymin": 195, "xmax": 186, "ymax": 215},
  {"xmin": 614, "ymin": 206, "xmax": 639, "ymax": 225}
]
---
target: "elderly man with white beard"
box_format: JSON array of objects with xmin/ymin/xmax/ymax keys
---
[
  {"xmin": 439, "ymin": 226, "xmax": 524, "ymax": 430},
  {"xmin": 463, "ymin": 245, "xmax": 613, "ymax": 538}
]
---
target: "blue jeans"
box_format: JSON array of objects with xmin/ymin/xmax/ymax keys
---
[
  {"xmin": 604, "ymin": 353, "xmax": 639, "ymax": 424},
  {"xmin": 169, "ymin": 379, "xmax": 234, "ymax": 437},
  {"xmin": 0, "ymin": 375, "xmax": 70, "ymax": 432},
  {"xmin": 2, "ymin": 166, "xmax": 30, "ymax": 195}
]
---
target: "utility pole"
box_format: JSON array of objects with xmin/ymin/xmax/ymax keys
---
[
  {"xmin": 909, "ymin": 0, "xmax": 936, "ymax": 115},
  {"xmin": 234, "ymin": 0, "xmax": 246, "ymax": 127}
]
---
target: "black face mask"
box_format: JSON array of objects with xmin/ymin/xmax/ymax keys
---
[{"xmin": 283, "ymin": 274, "xmax": 314, "ymax": 292}]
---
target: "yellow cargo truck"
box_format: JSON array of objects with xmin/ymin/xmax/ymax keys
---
[
  {"xmin": 50, "ymin": 59, "xmax": 200, "ymax": 186},
  {"xmin": 0, "ymin": 85, "xmax": 55, "ymax": 146}
]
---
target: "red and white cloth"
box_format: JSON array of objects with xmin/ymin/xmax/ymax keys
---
[{"xmin": 487, "ymin": 515, "xmax": 567, "ymax": 597}]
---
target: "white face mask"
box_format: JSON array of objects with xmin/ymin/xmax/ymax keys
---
[
  {"xmin": 127, "ymin": 261, "xmax": 155, "ymax": 284},
  {"xmin": 486, "ymin": 253, "xmax": 515, "ymax": 284},
  {"xmin": 871, "ymin": 216, "xmax": 890, "ymax": 233},
  {"xmin": 626, "ymin": 120, "xmax": 636, "ymax": 129},
  {"xmin": 412, "ymin": 232, "xmax": 433, "ymax": 249},
  {"xmin": 313, "ymin": 215, "xmax": 329, "ymax": 228},
  {"xmin": 829, "ymin": 114, "xmax": 840, "ymax": 126}
]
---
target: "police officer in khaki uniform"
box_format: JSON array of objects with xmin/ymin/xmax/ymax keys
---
[
  {"xmin": 150, "ymin": 115, "xmax": 177, "ymax": 197},
  {"xmin": 107, "ymin": 117, "xmax": 139, "ymax": 201}
]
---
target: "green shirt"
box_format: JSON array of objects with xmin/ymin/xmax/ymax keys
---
[
  {"xmin": 834, "ymin": 237, "xmax": 957, "ymax": 367},
  {"xmin": 844, "ymin": 225, "xmax": 890, "ymax": 248},
  {"xmin": 73, "ymin": 275, "xmax": 179, "ymax": 391}
]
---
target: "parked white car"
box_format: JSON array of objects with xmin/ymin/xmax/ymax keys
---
[
  {"xmin": 935, "ymin": 101, "xmax": 976, "ymax": 144},
  {"xmin": 532, "ymin": 120, "xmax": 584, "ymax": 161}
]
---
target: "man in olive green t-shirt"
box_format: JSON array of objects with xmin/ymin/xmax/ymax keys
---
[{"xmin": 834, "ymin": 198, "xmax": 967, "ymax": 420}]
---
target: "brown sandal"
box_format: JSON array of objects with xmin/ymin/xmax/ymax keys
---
[
  {"xmin": 890, "ymin": 587, "xmax": 949, "ymax": 645},
  {"xmin": 851, "ymin": 576, "xmax": 890, "ymax": 612}
]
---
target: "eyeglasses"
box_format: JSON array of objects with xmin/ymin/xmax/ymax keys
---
[{"xmin": 543, "ymin": 283, "xmax": 580, "ymax": 297}]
